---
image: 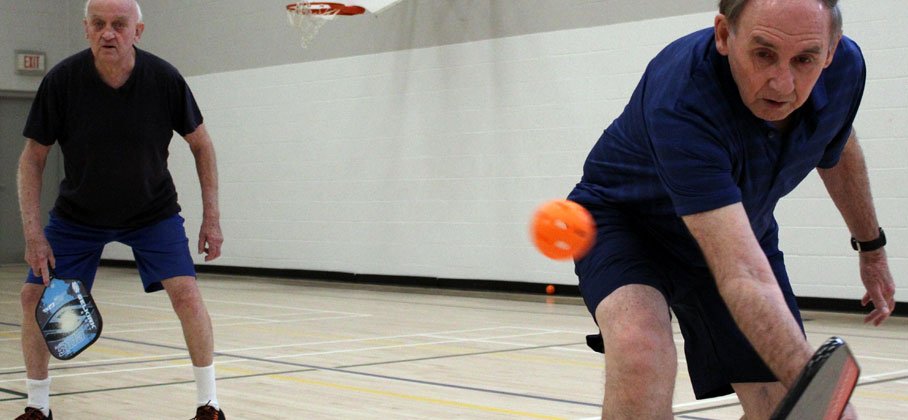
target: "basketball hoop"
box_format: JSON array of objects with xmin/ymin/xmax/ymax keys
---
[{"xmin": 286, "ymin": 2, "xmax": 366, "ymax": 48}]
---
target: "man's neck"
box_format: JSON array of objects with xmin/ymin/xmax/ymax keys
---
[
  {"xmin": 770, "ymin": 114, "xmax": 796, "ymax": 135},
  {"xmin": 94, "ymin": 49, "xmax": 136, "ymax": 89}
]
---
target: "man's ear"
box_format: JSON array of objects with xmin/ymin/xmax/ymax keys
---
[
  {"xmin": 824, "ymin": 34, "xmax": 841, "ymax": 68},
  {"xmin": 83, "ymin": 19, "xmax": 90, "ymax": 39},
  {"xmin": 715, "ymin": 14, "xmax": 731, "ymax": 56},
  {"xmin": 135, "ymin": 22, "xmax": 144, "ymax": 42}
]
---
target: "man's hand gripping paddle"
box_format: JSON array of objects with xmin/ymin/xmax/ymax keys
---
[
  {"xmin": 771, "ymin": 336, "xmax": 860, "ymax": 420},
  {"xmin": 35, "ymin": 267, "xmax": 103, "ymax": 360}
]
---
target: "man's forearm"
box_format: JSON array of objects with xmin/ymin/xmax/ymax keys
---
[
  {"xmin": 684, "ymin": 204, "xmax": 814, "ymax": 387},
  {"xmin": 819, "ymin": 129, "xmax": 895, "ymax": 325},
  {"xmin": 187, "ymin": 127, "xmax": 220, "ymax": 220},
  {"xmin": 818, "ymin": 130, "xmax": 880, "ymax": 241},
  {"xmin": 715, "ymin": 271, "xmax": 813, "ymax": 386},
  {"xmin": 193, "ymin": 143, "xmax": 220, "ymax": 220},
  {"xmin": 17, "ymin": 141, "xmax": 48, "ymax": 239}
]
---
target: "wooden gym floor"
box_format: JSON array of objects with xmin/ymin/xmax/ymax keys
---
[{"xmin": 0, "ymin": 264, "xmax": 905, "ymax": 419}]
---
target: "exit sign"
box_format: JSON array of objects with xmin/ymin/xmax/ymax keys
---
[{"xmin": 16, "ymin": 50, "xmax": 46, "ymax": 75}]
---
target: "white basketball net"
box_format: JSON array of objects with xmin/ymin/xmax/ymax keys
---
[{"xmin": 286, "ymin": 3, "xmax": 341, "ymax": 48}]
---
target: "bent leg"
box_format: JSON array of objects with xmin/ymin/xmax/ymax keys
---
[
  {"xmin": 162, "ymin": 276, "xmax": 214, "ymax": 366},
  {"xmin": 597, "ymin": 284, "xmax": 676, "ymax": 420}
]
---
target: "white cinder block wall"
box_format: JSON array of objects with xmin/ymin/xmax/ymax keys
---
[
  {"xmin": 157, "ymin": 13, "xmax": 709, "ymax": 283},
  {"xmin": 160, "ymin": 2, "xmax": 906, "ymax": 301},
  {"xmin": 3, "ymin": 0, "xmax": 902, "ymax": 301}
]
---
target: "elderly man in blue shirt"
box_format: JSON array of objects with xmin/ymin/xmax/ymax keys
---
[{"xmin": 568, "ymin": 0, "xmax": 896, "ymax": 418}]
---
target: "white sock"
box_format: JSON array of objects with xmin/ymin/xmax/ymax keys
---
[
  {"xmin": 193, "ymin": 364, "xmax": 218, "ymax": 409},
  {"xmin": 26, "ymin": 377, "xmax": 51, "ymax": 416}
]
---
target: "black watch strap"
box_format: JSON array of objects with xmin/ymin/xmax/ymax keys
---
[{"xmin": 851, "ymin": 227, "xmax": 886, "ymax": 252}]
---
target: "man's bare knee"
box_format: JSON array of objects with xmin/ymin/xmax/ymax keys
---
[
  {"xmin": 595, "ymin": 285, "xmax": 676, "ymax": 418},
  {"xmin": 21, "ymin": 284, "xmax": 43, "ymax": 313},
  {"xmin": 162, "ymin": 276, "xmax": 204, "ymax": 310}
]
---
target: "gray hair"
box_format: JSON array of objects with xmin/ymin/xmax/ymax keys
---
[
  {"xmin": 84, "ymin": 0, "xmax": 143, "ymax": 23},
  {"xmin": 719, "ymin": 0, "xmax": 842, "ymax": 39}
]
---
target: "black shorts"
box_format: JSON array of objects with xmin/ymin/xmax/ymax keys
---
[{"xmin": 574, "ymin": 202, "xmax": 804, "ymax": 399}]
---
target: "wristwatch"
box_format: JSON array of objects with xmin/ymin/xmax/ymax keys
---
[{"xmin": 851, "ymin": 227, "xmax": 886, "ymax": 252}]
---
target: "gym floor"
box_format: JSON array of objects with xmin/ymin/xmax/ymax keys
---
[{"xmin": 1, "ymin": 265, "xmax": 906, "ymax": 419}]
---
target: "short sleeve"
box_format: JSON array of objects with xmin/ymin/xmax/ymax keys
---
[
  {"xmin": 169, "ymin": 72, "xmax": 204, "ymax": 136},
  {"xmin": 817, "ymin": 38, "xmax": 866, "ymax": 169},
  {"xmin": 22, "ymin": 73, "xmax": 65, "ymax": 146}
]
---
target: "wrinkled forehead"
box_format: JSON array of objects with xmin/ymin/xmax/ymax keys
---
[
  {"xmin": 735, "ymin": 0, "xmax": 833, "ymax": 47},
  {"xmin": 85, "ymin": 0, "xmax": 139, "ymax": 22},
  {"xmin": 738, "ymin": 0, "xmax": 832, "ymax": 34}
]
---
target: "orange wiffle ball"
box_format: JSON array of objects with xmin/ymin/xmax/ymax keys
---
[{"xmin": 530, "ymin": 199, "xmax": 595, "ymax": 260}]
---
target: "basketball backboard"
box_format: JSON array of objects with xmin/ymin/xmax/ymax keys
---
[{"xmin": 351, "ymin": 0, "xmax": 404, "ymax": 14}]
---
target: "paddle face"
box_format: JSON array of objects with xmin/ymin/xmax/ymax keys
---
[
  {"xmin": 35, "ymin": 272, "xmax": 103, "ymax": 360},
  {"xmin": 771, "ymin": 336, "xmax": 860, "ymax": 420}
]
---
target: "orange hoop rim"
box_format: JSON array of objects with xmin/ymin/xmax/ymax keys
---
[{"xmin": 286, "ymin": 2, "xmax": 366, "ymax": 15}]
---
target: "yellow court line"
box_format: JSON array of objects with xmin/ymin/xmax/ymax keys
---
[
  {"xmin": 264, "ymin": 371, "xmax": 569, "ymax": 419},
  {"xmin": 486, "ymin": 351, "xmax": 601, "ymax": 369},
  {"xmin": 218, "ymin": 365, "xmax": 568, "ymax": 419},
  {"xmin": 854, "ymin": 389, "xmax": 908, "ymax": 401},
  {"xmin": 88, "ymin": 346, "xmax": 145, "ymax": 358}
]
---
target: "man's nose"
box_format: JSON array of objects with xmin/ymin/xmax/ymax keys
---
[{"xmin": 768, "ymin": 63, "xmax": 795, "ymax": 94}]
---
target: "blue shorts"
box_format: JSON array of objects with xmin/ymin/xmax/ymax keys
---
[
  {"xmin": 573, "ymin": 202, "xmax": 803, "ymax": 399},
  {"xmin": 26, "ymin": 213, "xmax": 196, "ymax": 293}
]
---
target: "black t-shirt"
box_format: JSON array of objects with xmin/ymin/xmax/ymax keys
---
[{"xmin": 23, "ymin": 47, "xmax": 203, "ymax": 228}]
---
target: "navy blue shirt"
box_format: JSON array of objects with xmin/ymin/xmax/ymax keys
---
[
  {"xmin": 24, "ymin": 47, "xmax": 203, "ymax": 228},
  {"xmin": 569, "ymin": 28, "xmax": 865, "ymax": 265}
]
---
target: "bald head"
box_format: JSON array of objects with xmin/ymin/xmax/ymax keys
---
[
  {"xmin": 719, "ymin": 0, "xmax": 841, "ymax": 41},
  {"xmin": 85, "ymin": 0, "xmax": 142, "ymax": 23}
]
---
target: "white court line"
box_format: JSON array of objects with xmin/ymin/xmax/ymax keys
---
[
  {"xmin": 100, "ymin": 299, "xmax": 363, "ymax": 319},
  {"xmin": 857, "ymin": 354, "xmax": 908, "ymax": 363},
  {"xmin": 224, "ymin": 325, "xmax": 540, "ymax": 353},
  {"xmin": 427, "ymin": 336, "xmax": 695, "ymax": 367},
  {"xmin": 0, "ymin": 327, "xmax": 540, "ymax": 371},
  {"xmin": 0, "ymin": 313, "xmax": 372, "ymax": 343},
  {"xmin": 260, "ymin": 331, "xmax": 575, "ymax": 361},
  {"xmin": 545, "ymin": 346, "xmax": 596, "ymax": 354},
  {"xmin": 575, "ymin": 394, "xmax": 741, "ymax": 419},
  {"xmin": 203, "ymin": 297, "xmax": 368, "ymax": 316},
  {"xmin": 0, "ymin": 326, "xmax": 547, "ymax": 374},
  {"xmin": 422, "ymin": 332, "xmax": 567, "ymax": 346},
  {"xmin": 0, "ymin": 327, "xmax": 572, "ymax": 384},
  {"xmin": 671, "ymin": 393, "xmax": 740, "ymax": 409},
  {"xmin": 0, "ymin": 353, "xmax": 190, "ymax": 375},
  {"xmin": 101, "ymin": 313, "xmax": 371, "ymax": 335},
  {"xmin": 859, "ymin": 368, "xmax": 908, "ymax": 383}
]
